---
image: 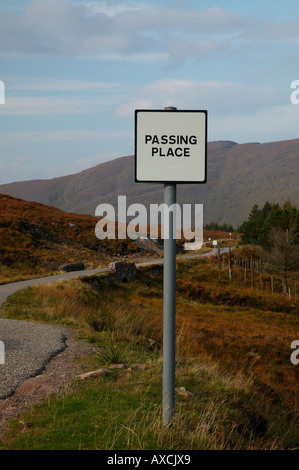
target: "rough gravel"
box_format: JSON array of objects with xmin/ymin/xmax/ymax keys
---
[
  {"xmin": 0, "ymin": 331, "xmax": 95, "ymax": 440},
  {"xmin": 0, "ymin": 319, "xmax": 69, "ymax": 399}
]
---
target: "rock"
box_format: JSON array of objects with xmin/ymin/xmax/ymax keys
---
[
  {"xmin": 111, "ymin": 261, "xmax": 137, "ymax": 283},
  {"xmin": 19, "ymin": 220, "xmax": 53, "ymax": 240},
  {"xmin": 131, "ymin": 364, "xmax": 148, "ymax": 370},
  {"xmin": 177, "ymin": 387, "xmax": 193, "ymax": 398},
  {"xmin": 77, "ymin": 369, "xmax": 106, "ymax": 380},
  {"xmin": 134, "ymin": 238, "xmax": 163, "ymax": 256},
  {"xmin": 147, "ymin": 338, "xmax": 156, "ymax": 350},
  {"xmin": 247, "ymin": 351, "xmax": 261, "ymax": 360},
  {"xmin": 60, "ymin": 262, "xmax": 85, "ymax": 272},
  {"xmin": 151, "ymin": 265, "xmax": 163, "ymax": 277},
  {"xmin": 108, "ymin": 364, "xmax": 127, "ymax": 370}
]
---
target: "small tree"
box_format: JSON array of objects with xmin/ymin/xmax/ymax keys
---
[{"xmin": 260, "ymin": 226, "xmax": 299, "ymax": 294}]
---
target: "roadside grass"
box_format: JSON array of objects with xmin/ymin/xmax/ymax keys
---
[
  {"xmin": 1, "ymin": 257, "xmax": 298, "ymax": 449},
  {"xmin": 1, "ymin": 349, "xmax": 282, "ymax": 450},
  {"xmin": 0, "ymin": 266, "xmax": 55, "ymax": 285}
]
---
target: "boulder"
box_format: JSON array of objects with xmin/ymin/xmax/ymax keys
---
[
  {"xmin": 77, "ymin": 369, "xmax": 106, "ymax": 380},
  {"xmin": 111, "ymin": 261, "xmax": 137, "ymax": 282},
  {"xmin": 177, "ymin": 387, "xmax": 193, "ymax": 398},
  {"xmin": 60, "ymin": 262, "xmax": 85, "ymax": 272}
]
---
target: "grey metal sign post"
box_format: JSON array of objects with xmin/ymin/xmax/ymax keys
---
[
  {"xmin": 162, "ymin": 106, "xmax": 177, "ymax": 425},
  {"xmin": 162, "ymin": 180, "xmax": 177, "ymax": 424},
  {"xmin": 135, "ymin": 106, "xmax": 207, "ymax": 426}
]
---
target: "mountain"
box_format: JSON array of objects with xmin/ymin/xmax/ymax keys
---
[{"xmin": 0, "ymin": 139, "xmax": 298, "ymax": 227}]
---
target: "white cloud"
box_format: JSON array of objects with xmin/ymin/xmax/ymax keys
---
[
  {"xmin": 114, "ymin": 79, "xmax": 284, "ymax": 118},
  {"xmin": 108, "ymin": 6, "xmax": 251, "ymax": 34},
  {"xmin": 0, "ymin": 129, "xmax": 131, "ymax": 143},
  {"xmin": 1, "ymin": 96, "xmax": 108, "ymax": 116},
  {"xmin": 243, "ymin": 21, "xmax": 299, "ymax": 44},
  {"xmin": 165, "ymin": 36, "xmax": 230, "ymax": 65},
  {"xmin": 0, "ymin": 0, "xmax": 298, "ymax": 71},
  {"xmin": 82, "ymin": 1, "xmax": 151, "ymax": 17},
  {"xmin": 211, "ymin": 103, "xmax": 299, "ymax": 143},
  {"xmin": 0, "ymin": 0, "xmax": 153, "ymax": 57},
  {"xmin": 88, "ymin": 52, "xmax": 169, "ymax": 63},
  {"xmin": 0, "ymin": 0, "xmax": 255, "ymax": 62},
  {"xmin": 1, "ymin": 75, "xmax": 286, "ymax": 121},
  {"xmin": 6, "ymin": 77, "xmax": 124, "ymax": 92},
  {"xmin": 1, "ymin": 77, "xmax": 130, "ymax": 116}
]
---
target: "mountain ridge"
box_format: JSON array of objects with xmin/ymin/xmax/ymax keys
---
[{"xmin": 1, "ymin": 138, "xmax": 298, "ymax": 227}]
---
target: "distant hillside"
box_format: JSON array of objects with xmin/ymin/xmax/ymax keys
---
[
  {"xmin": 0, "ymin": 194, "xmax": 236, "ymax": 284},
  {"xmin": 0, "ymin": 194, "xmax": 142, "ymax": 283},
  {"xmin": 1, "ymin": 139, "xmax": 298, "ymax": 226}
]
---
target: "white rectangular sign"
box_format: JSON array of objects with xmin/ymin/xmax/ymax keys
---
[{"xmin": 135, "ymin": 109, "xmax": 207, "ymax": 183}]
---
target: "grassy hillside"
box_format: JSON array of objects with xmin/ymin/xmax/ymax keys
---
[
  {"xmin": 0, "ymin": 193, "xmax": 240, "ymax": 284},
  {"xmin": 1, "ymin": 256, "xmax": 298, "ymax": 450},
  {"xmin": 1, "ymin": 138, "xmax": 299, "ymax": 226},
  {"xmin": 0, "ymin": 194, "xmax": 141, "ymax": 284}
]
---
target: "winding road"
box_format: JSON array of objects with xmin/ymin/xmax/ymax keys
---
[{"xmin": 0, "ymin": 248, "xmax": 228, "ymax": 399}]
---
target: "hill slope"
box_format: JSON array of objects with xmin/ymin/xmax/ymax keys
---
[
  {"xmin": 0, "ymin": 194, "xmax": 141, "ymax": 283},
  {"xmin": 0, "ymin": 139, "xmax": 298, "ymax": 226}
]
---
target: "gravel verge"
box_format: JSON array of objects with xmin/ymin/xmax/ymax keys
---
[
  {"xmin": 0, "ymin": 332, "xmax": 95, "ymax": 441},
  {"xmin": 0, "ymin": 319, "xmax": 69, "ymax": 399},
  {"xmin": 0, "ymin": 267, "xmax": 109, "ymax": 400}
]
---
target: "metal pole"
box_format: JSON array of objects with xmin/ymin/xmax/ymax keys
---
[
  {"xmin": 162, "ymin": 106, "xmax": 177, "ymax": 424},
  {"xmin": 162, "ymin": 106, "xmax": 177, "ymax": 425},
  {"xmin": 163, "ymin": 182, "xmax": 177, "ymax": 425}
]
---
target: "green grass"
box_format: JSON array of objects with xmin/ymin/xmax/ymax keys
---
[{"xmin": 2, "ymin": 349, "xmax": 282, "ymax": 450}]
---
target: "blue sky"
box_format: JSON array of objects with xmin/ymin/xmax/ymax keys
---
[{"xmin": 0, "ymin": 0, "xmax": 299, "ymax": 184}]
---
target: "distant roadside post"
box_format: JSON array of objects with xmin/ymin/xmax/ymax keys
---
[
  {"xmin": 0, "ymin": 341, "xmax": 4, "ymax": 364},
  {"xmin": 135, "ymin": 107, "xmax": 207, "ymax": 425}
]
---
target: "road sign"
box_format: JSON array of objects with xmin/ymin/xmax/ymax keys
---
[
  {"xmin": 213, "ymin": 240, "xmax": 217, "ymax": 246},
  {"xmin": 135, "ymin": 109, "xmax": 207, "ymax": 183},
  {"xmin": 134, "ymin": 107, "xmax": 208, "ymax": 426}
]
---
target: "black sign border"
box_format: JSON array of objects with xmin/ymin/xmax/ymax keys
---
[{"xmin": 134, "ymin": 109, "xmax": 208, "ymax": 184}]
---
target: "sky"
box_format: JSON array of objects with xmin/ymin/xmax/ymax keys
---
[{"xmin": 1, "ymin": 0, "xmax": 299, "ymax": 184}]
